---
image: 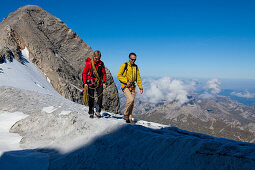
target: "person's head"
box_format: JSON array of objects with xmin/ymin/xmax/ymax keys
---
[
  {"xmin": 129, "ymin": 52, "xmax": 136, "ymax": 65},
  {"xmin": 93, "ymin": 50, "xmax": 101, "ymax": 62}
]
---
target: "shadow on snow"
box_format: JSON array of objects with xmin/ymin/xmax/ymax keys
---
[{"xmin": 1, "ymin": 121, "xmax": 255, "ymax": 170}]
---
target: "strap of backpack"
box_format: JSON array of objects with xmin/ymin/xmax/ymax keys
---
[
  {"xmin": 135, "ymin": 65, "xmax": 137, "ymax": 81},
  {"xmin": 122, "ymin": 62, "xmax": 128, "ymax": 74},
  {"xmin": 121, "ymin": 62, "xmax": 138, "ymax": 82},
  {"xmin": 119, "ymin": 62, "xmax": 128, "ymax": 85}
]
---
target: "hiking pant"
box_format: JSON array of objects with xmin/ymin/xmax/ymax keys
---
[
  {"xmin": 88, "ymin": 85, "xmax": 103, "ymax": 114},
  {"xmin": 124, "ymin": 88, "xmax": 136, "ymax": 121}
]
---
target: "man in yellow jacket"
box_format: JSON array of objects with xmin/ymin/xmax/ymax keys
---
[{"xmin": 117, "ymin": 53, "xmax": 143, "ymax": 123}]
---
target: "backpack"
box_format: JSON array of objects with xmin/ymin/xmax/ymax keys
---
[{"xmin": 123, "ymin": 62, "xmax": 138, "ymax": 81}]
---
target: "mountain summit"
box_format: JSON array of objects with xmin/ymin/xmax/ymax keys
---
[{"xmin": 0, "ymin": 5, "xmax": 120, "ymax": 113}]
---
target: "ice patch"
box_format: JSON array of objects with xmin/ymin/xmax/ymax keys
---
[
  {"xmin": 137, "ymin": 120, "xmax": 168, "ymax": 129},
  {"xmin": 21, "ymin": 47, "xmax": 30, "ymax": 60},
  {"xmin": 42, "ymin": 106, "xmax": 57, "ymax": 113},
  {"xmin": 0, "ymin": 111, "xmax": 28, "ymax": 156},
  {"xmin": 47, "ymin": 77, "xmax": 51, "ymax": 83},
  {"xmin": 59, "ymin": 110, "xmax": 71, "ymax": 115}
]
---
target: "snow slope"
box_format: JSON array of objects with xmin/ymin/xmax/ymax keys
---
[
  {"xmin": 0, "ymin": 48, "xmax": 60, "ymax": 96},
  {"xmin": 1, "ymin": 51, "xmax": 255, "ymax": 169}
]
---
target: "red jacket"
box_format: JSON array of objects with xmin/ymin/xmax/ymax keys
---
[{"xmin": 82, "ymin": 57, "xmax": 106, "ymax": 85}]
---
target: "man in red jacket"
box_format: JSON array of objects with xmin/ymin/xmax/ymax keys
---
[{"xmin": 82, "ymin": 51, "xmax": 106, "ymax": 118}]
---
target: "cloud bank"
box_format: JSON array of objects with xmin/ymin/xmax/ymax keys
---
[
  {"xmin": 141, "ymin": 77, "xmax": 196, "ymax": 105},
  {"xmin": 205, "ymin": 78, "xmax": 221, "ymax": 94},
  {"xmin": 231, "ymin": 90, "xmax": 255, "ymax": 99},
  {"xmin": 199, "ymin": 78, "xmax": 221, "ymax": 99}
]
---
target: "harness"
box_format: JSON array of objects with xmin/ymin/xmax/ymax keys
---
[
  {"xmin": 120, "ymin": 62, "xmax": 137, "ymax": 91},
  {"xmin": 86, "ymin": 60, "xmax": 102, "ymax": 89},
  {"xmin": 83, "ymin": 60, "xmax": 103, "ymax": 105}
]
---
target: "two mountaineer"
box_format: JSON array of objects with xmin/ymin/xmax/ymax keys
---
[{"xmin": 82, "ymin": 51, "xmax": 143, "ymax": 123}]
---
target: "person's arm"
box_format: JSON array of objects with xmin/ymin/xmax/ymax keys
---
[
  {"xmin": 82, "ymin": 62, "xmax": 90, "ymax": 86},
  {"xmin": 101, "ymin": 62, "xmax": 107, "ymax": 88},
  {"xmin": 117, "ymin": 64, "xmax": 128, "ymax": 84},
  {"xmin": 136, "ymin": 67, "xmax": 143, "ymax": 93},
  {"xmin": 101, "ymin": 63, "xmax": 106, "ymax": 83}
]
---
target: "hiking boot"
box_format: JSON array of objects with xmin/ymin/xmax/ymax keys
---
[
  {"xmin": 95, "ymin": 112, "xmax": 101, "ymax": 118},
  {"xmin": 123, "ymin": 115, "xmax": 129, "ymax": 121},
  {"xmin": 129, "ymin": 119, "xmax": 136, "ymax": 124},
  {"xmin": 89, "ymin": 114, "xmax": 94, "ymax": 118},
  {"xmin": 123, "ymin": 115, "xmax": 130, "ymax": 123}
]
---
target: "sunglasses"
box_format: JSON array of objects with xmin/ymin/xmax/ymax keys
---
[{"xmin": 129, "ymin": 58, "xmax": 136, "ymax": 61}]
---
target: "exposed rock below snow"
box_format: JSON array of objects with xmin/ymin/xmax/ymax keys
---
[{"xmin": 0, "ymin": 5, "xmax": 120, "ymax": 113}]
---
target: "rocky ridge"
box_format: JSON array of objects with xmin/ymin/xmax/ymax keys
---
[{"xmin": 0, "ymin": 5, "xmax": 120, "ymax": 113}]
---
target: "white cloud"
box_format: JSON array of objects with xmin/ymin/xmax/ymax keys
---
[
  {"xmin": 199, "ymin": 92, "xmax": 213, "ymax": 99},
  {"xmin": 198, "ymin": 78, "xmax": 221, "ymax": 99},
  {"xmin": 231, "ymin": 90, "xmax": 255, "ymax": 99},
  {"xmin": 205, "ymin": 78, "xmax": 221, "ymax": 94},
  {"xmin": 141, "ymin": 77, "xmax": 195, "ymax": 105}
]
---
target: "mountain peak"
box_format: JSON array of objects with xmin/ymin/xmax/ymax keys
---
[
  {"xmin": 0, "ymin": 6, "xmax": 120, "ymax": 114},
  {"xmin": 14, "ymin": 5, "xmax": 45, "ymax": 13},
  {"xmin": 2, "ymin": 5, "xmax": 45, "ymax": 23}
]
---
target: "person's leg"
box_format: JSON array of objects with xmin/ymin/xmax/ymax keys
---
[
  {"xmin": 95, "ymin": 85, "xmax": 103, "ymax": 117},
  {"xmin": 124, "ymin": 88, "xmax": 135, "ymax": 122},
  {"xmin": 128, "ymin": 90, "xmax": 136, "ymax": 123},
  {"xmin": 88, "ymin": 88, "xmax": 95, "ymax": 118}
]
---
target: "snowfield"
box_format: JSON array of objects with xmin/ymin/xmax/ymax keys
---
[
  {"xmin": 0, "ymin": 111, "xmax": 28, "ymax": 156},
  {"xmin": 1, "ymin": 54, "xmax": 255, "ymax": 169}
]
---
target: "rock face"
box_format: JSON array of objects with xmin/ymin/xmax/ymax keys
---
[{"xmin": 0, "ymin": 5, "xmax": 120, "ymax": 113}]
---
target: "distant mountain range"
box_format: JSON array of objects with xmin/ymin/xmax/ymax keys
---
[
  {"xmin": 220, "ymin": 89, "xmax": 255, "ymax": 106},
  {"xmin": 114, "ymin": 77, "xmax": 255, "ymax": 106},
  {"xmin": 114, "ymin": 77, "xmax": 255, "ymax": 143},
  {"xmin": 119, "ymin": 92, "xmax": 255, "ymax": 143}
]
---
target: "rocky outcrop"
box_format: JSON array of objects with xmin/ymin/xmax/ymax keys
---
[{"xmin": 0, "ymin": 5, "xmax": 120, "ymax": 113}]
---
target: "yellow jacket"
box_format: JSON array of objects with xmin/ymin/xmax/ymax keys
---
[{"xmin": 117, "ymin": 61, "xmax": 143, "ymax": 90}]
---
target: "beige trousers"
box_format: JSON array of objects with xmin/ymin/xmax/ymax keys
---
[{"xmin": 124, "ymin": 88, "xmax": 136, "ymax": 121}]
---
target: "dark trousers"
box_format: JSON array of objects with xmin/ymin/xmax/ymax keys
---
[{"xmin": 88, "ymin": 85, "xmax": 103, "ymax": 114}]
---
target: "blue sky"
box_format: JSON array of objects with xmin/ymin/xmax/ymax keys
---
[{"xmin": 1, "ymin": 0, "xmax": 255, "ymax": 79}]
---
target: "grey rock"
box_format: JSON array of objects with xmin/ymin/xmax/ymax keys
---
[
  {"xmin": 0, "ymin": 5, "xmax": 120, "ymax": 113},
  {"xmin": 120, "ymin": 93, "xmax": 255, "ymax": 143}
]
